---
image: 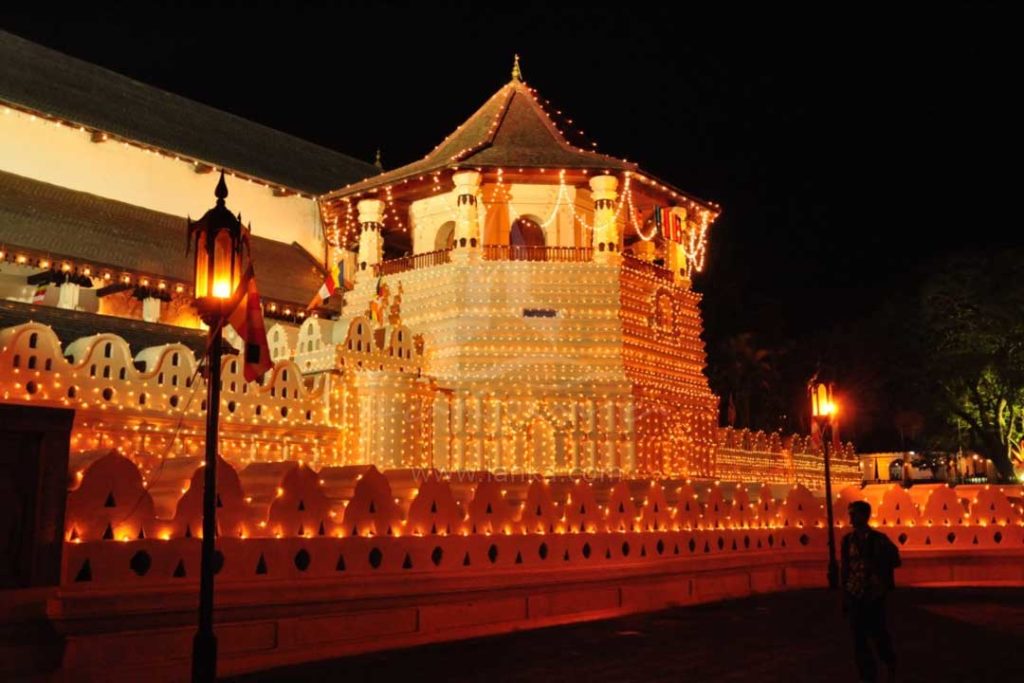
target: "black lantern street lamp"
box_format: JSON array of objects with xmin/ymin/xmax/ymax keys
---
[
  {"xmin": 810, "ymin": 380, "xmax": 840, "ymax": 590},
  {"xmin": 187, "ymin": 172, "xmax": 248, "ymax": 683}
]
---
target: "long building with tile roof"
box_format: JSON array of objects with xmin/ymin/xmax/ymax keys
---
[
  {"xmin": 0, "ymin": 30, "xmax": 378, "ymax": 335},
  {"xmin": 0, "ymin": 30, "xmax": 376, "ymax": 195}
]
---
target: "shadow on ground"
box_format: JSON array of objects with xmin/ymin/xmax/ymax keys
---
[{"xmin": 227, "ymin": 587, "xmax": 1024, "ymax": 682}]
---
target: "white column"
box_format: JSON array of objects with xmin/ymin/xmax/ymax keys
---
[
  {"xmin": 452, "ymin": 170, "xmax": 482, "ymax": 261},
  {"xmin": 469, "ymin": 395, "xmax": 484, "ymax": 470},
  {"xmin": 622, "ymin": 402, "xmax": 637, "ymax": 475},
  {"xmin": 453, "ymin": 393, "xmax": 467, "ymax": 470},
  {"xmin": 56, "ymin": 282, "xmax": 80, "ymax": 310},
  {"xmin": 589, "ymin": 175, "xmax": 619, "ymax": 263},
  {"xmin": 142, "ymin": 297, "xmax": 162, "ymax": 323},
  {"xmin": 356, "ymin": 199, "xmax": 385, "ymax": 279},
  {"xmin": 433, "ymin": 393, "xmax": 450, "ymax": 470}
]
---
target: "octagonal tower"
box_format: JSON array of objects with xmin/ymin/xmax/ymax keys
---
[{"xmin": 321, "ymin": 68, "xmax": 721, "ymax": 478}]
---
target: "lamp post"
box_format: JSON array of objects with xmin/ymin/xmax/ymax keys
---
[
  {"xmin": 809, "ymin": 380, "xmax": 840, "ymax": 590},
  {"xmin": 187, "ymin": 172, "xmax": 248, "ymax": 683}
]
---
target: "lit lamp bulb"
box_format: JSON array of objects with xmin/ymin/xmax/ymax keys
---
[
  {"xmin": 212, "ymin": 280, "xmax": 231, "ymax": 299},
  {"xmin": 809, "ymin": 382, "xmax": 837, "ymax": 422},
  {"xmin": 188, "ymin": 172, "xmax": 247, "ymax": 316}
]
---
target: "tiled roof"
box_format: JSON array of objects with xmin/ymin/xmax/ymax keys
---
[
  {"xmin": 326, "ymin": 80, "xmax": 636, "ymax": 198},
  {"xmin": 0, "ymin": 30, "xmax": 377, "ymax": 194},
  {"xmin": 0, "ymin": 169, "xmax": 324, "ymax": 306}
]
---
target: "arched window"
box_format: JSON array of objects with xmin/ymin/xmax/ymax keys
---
[
  {"xmin": 509, "ymin": 217, "xmax": 545, "ymax": 260},
  {"xmin": 435, "ymin": 221, "xmax": 455, "ymax": 251}
]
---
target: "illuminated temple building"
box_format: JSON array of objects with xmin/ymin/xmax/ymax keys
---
[
  {"xmin": 20, "ymin": 33, "xmax": 1012, "ymax": 680},
  {"xmin": 0, "ymin": 33, "xmax": 857, "ymax": 486}
]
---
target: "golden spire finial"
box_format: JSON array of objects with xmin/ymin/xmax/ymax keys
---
[
  {"xmin": 374, "ymin": 148, "xmax": 384, "ymax": 171},
  {"xmin": 511, "ymin": 54, "xmax": 522, "ymax": 82}
]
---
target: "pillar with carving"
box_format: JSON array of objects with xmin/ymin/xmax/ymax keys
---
[
  {"xmin": 356, "ymin": 199, "xmax": 384, "ymax": 279},
  {"xmin": 452, "ymin": 170, "xmax": 482, "ymax": 260},
  {"xmin": 589, "ymin": 175, "xmax": 619, "ymax": 262}
]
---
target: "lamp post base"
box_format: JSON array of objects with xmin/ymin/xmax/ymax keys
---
[{"xmin": 191, "ymin": 630, "xmax": 217, "ymax": 682}]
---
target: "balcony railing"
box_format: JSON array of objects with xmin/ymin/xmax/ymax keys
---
[
  {"xmin": 482, "ymin": 245, "xmax": 594, "ymax": 262},
  {"xmin": 372, "ymin": 249, "xmax": 451, "ymax": 277},
  {"xmin": 370, "ymin": 246, "xmax": 675, "ymax": 280}
]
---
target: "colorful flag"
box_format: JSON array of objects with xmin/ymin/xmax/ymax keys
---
[
  {"xmin": 339, "ymin": 261, "xmax": 352, "ymax": 289},
  {"xmin": 32, "ymin": 286, "xmax": 47, "ymax": 304},
  {"xmin": 655, "ymin": 207, "xmax": 688, "ymax": 244},
  {"xmin": 226, "ymin": 266, "xmax": 273, "ymax": 382},
  {"xmin": 369, "ymin": 299, "xmax": 383, "ymax": 325},
  {"xmin": 307, "ymin": 261, "xmax": 339, "ymax": 311}
]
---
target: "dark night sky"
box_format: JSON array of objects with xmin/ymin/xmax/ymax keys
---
[{"xmin": 2, "ymin": 2, "xmax": 1017, "ymax": 444}]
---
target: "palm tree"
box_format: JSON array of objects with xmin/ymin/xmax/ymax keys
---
[{"xmin": 711, "ymin": 333, "xmax": 779, "ymax": 430}]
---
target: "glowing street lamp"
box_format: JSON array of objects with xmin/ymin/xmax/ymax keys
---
[
  {"xmin": 809, "ymin": 380, "xmax": 840, "ymax": 590},
  {"xmin": 187, "ymin": 172, "xmax": 249, "ymax": 683}
]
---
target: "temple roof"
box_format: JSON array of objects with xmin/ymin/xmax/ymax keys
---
[
  {"xmin": 0, "ymin": 170, "xmax": 324, "ymax": 307},
  {"xmin": 0, "ymin": 30, "xmax": 377, "ymax": 195},
  {"xmin": 326, "ymin": 79, "xmax": 637, "ymax": 198}
]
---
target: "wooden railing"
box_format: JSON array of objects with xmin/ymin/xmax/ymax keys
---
[
  {"xmin": 372, "ymin": 249, "xmax": 451, "ymax": 276},
  {"xmin": 482, "ymin": 245, "xmax": 594, "ymax": 262}
]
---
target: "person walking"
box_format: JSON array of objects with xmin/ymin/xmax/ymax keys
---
[{"xmin": 841, "ymin": 500, "xmax": 901, "ymax": 682}]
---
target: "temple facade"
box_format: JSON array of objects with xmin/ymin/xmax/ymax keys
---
[
  {"xmin": 324, "ymin": 75, "xmax": 724, "ymax": 478},
  {"xmin": 0, "ymin": 31, "xmax": 859, "ymax": 487}
]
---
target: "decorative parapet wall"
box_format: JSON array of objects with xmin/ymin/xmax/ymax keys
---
[
  {"xmin": 715, "ymin": 427, "xmax": 861, "ymax": 491},
  {"xmin": 49, "ymin": 451, "xmax": 1024, "ymax": 679},
  {"xmin": 0, "ymin": 321, "xmax": 340, "ymax": 468},
  {"xmin": 64, "ymin": 450, "xmax": 1023, "ymax": 550}
]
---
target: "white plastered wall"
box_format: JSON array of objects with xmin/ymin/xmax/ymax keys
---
[{"xmin": 0, "ymin": 105, "xmax": 324, "ymax": 257}]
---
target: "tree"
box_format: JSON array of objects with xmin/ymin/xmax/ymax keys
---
[
  {"xmin": 709, "ymin": 332, "xmax": 783, "ymax": 431},
  {"xmin": 920, "ymin": 250, "xmax": 1024, "ymax": 481},
  {"xmin": 892, "ymin": 409, "xmax": 925, "ymax": 449}
]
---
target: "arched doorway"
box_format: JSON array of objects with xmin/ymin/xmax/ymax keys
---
[
  {"xmin": 435, "ymin": 221, "xmax": 455, "ymax": 251},
  {"xmin": 888, "ymin": 459, "xmax": 904, "ymax": 481},
  {"xmin": 509, "ymin": 217, "xmax": 545, "ymax": 260}
]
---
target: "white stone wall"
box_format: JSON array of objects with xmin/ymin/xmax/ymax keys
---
[
  {"xmin": 339, "ymin": 259, "xmax": 636, "ymax": 475},
  {"xmin": 0, "ymin": 106, "xmax": 325, "ymax": 257}
]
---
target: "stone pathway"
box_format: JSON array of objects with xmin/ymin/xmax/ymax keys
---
[{"xmin": 229, "ymin": 587, "xmax": 1024, "ymax": 682}]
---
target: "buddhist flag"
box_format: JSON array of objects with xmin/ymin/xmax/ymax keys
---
[
  {"xmin": 369, "ymin": 299, "xmax": 384, "ymax": 325},
  {"xmin": 307, "ymin": 261, "xmax": 345, "ymax": 311},
  {"xmin": 32, "ymin": 286, "xmax": 47, "ymax": 304},
  {"xmin": 655, "ymin": 207, "xmax": 687, "ymax": 243},
  {"xmin": 226, "ymin": 266, "xmax": 273, "ymax": 382}
]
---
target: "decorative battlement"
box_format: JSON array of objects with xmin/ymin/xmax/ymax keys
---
[
  {"xmin": 715, "ymin": 427, "xmax": 861, "ymax": 490},
  {"xmin": 62, "ymin": 447, "xmax": 1024, "ymax": 583},
  {"xmin": 0, "ymin": 322, "xmax": 338, "ymax": 465}
]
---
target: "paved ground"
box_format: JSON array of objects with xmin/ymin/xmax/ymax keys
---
[{"xmin": 230, "ymin": 588, "xmax": 1024, "ymax": 682}]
